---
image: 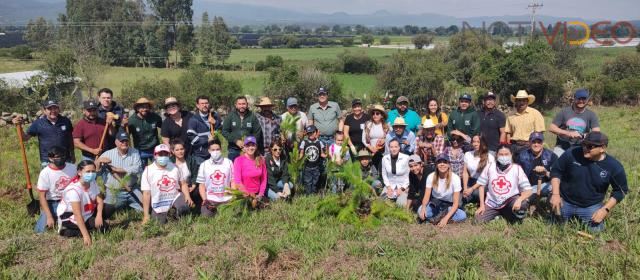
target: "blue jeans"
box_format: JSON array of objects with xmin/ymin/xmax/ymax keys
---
[
  {"xmin": 418, "ymin": 202, "xmax": 467, "ymax": 223},
  {"xmin": 228, "ymin": 147, "xmax": 241, "ymax": 162},
  {"xmin": 105, "ymin": 189, "xmax": 143, "ymax": 212},
  {"xmin": 302, "ymin": 166, "xmax": 321, "ymax": 194},
  {"xmin": 532, "ymin": 182, "xmax": 551, "ymax": 196},
  {"xmin": 267, "ymin": 180, "xmax": 293, "ymax": 201},
  {"xmin": 139, "ymin": 150, "xmax": 154, "ymax": 169},
  {"xmin": 318, "ymin": 135, "xmax": 334, "ymax": 148},
  {"xmin": 35, "ymin": 200, "xmax": 59, "ymax": 233},
  {"xmin": 559, "ymin": 199, "xmax": 605, "ymax": 232}
]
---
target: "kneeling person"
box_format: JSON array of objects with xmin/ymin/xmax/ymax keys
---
[
  {"xmin": 418, "ymin": 154, "xmax": 467, "ymax": 226},
  {"xmin": 197, "ymin": 139, "xmax": 234, "ymax": 216},
  {"xmin": 35, "ymin": 146, "xmax": 76, "ymax": 233}
]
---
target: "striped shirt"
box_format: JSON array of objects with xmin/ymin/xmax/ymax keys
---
[{"xmin": 100, "ymin": 147, "xmax": 142, "ymax": 191}]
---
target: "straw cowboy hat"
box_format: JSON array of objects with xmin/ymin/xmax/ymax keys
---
[
  {"xmin": 368, "ymin": 104, "xmax": 387, "ymax": 119},
  {"xmin": 134, "ymin": 97, "xmax": 154, "ymax": 108},
  {"xmin": 256, "ymin": 97, "xmax": 274, "ymax": 107},
  {"xmin": 164, "ymin": 97, "xmax": 180, "ymax": 108},
  {"xmin": 422, "ymin": 118, "xmax": 436, "ymax": 129},
  {"xmin": 510, "ymin": 90, "xmax": 535, "ymax": 105},
  {"xmin": 392, "ymin": 117, "xmax": 407, "ymax": 126}
]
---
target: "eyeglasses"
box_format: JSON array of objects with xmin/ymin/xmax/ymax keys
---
[
  {"xmin": 372, "ymin": 111, "xmax": 382, "ymax": 116},
  {"xmin": 272, "ymin": 148, "xmax": 281, "ymax": 152},
  {"xmin": 582, "ymin": 143, "xmax": 602, "ymax": 150}
]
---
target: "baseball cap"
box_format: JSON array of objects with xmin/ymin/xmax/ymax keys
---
[
  {"xmin": 574, "ymin": 89, "xmax": 589, "ymax": 99},
  {"xmin": 583, "ymin": 131, "xmax": 608, "ymax": 146},
  {"xmin": 154, "ymin": 144, "xmax": 171, "ymax": 154},
  {"xmin": 396, "ymin": 96, "xmax": 409, "ymax": 104},
  {"xmin": 43, "ymin": 100, "xmax": 59, "ymax": 108},
  {"xmin": 409, "ymin": 154, "xmax": 423, "ymax": 164},
  {"xmin": 286, "ymin": 97, "xmax": 298, "ymax": 107},
  {"xmin": 435, "ymin": 154, "xmax": 450, "ymax": 163},
  {"xmin": 317, "ymin": 87, "xmax": 328, "ymax": 95},
  {"xmin": 459, "ymin": 94, "xmax": 472, "ymax": 101},
  {"xmin": 529, "ymin": 132, "xmax": 544, "ymax": 142},
  {"xmin": 116, "ymin": 130, "xmax": 129, "ymax": 141},
  {"xmin": 305, "ymin": 125, "xmax": 318, "ymax": 134},
  {"xmin": 352, "ymin": 99, "xmax": 363, "ymax": 107},
  {"xmin": 164, "ymin": 97, "xmax": 180, "ymax": 108},
  {"xmin": 484, "ymin": 92, "xmax": 497, "ymax": 100},
  {"xmin": 244, "ymin": 136, "xmax": 257, "ymax": 145},
  {"xmin": 83, "ymin": 100, "xmax": 99, "ymax": 110}
]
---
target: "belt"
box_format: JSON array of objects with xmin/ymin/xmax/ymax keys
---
[{"xmin": 513, "ymin": 140, "xmax": 529, "ymax": 145}]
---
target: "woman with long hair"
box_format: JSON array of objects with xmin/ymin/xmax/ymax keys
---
[
  {"xmin": 417, "ymin": 154, "xmax": 466, "ymax": 227},
  {"xmin": 421, "ymin": 98, "xmax": 448, "ymax": 136},
  {"xmin": 462, "ymin": 135, "xmax": 495, "ymax": 204},
  {"xmin": 362, "ymin": 104, "xmax": 390, "ymax": 173},
  {"xmin": 233, "ymin": 136, "xmax": 267, "ymax": 198},
  {"xmin": 265, "ymin": 141, "xmax": 292, "ymax": 201},
  {"xmin": 442, "ymin": 134, "xmax": 466, "ymax": 178}
]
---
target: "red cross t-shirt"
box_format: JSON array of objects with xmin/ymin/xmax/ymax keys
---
[
  {"xmin": 196, "ymin": 158, "xmax": 234, "ymax": 203},
  {"xmin": 141, "ymin": 162, "xmax": 186, "ymax": 213},
  {"xmin": 477, "ymin": 162, "xmax": 532, "ymax": 209}
]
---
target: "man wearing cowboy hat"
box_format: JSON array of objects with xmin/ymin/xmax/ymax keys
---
[
  {"xmin": 447, "ymin": 93, "xmax": 480, "ymax": 144},
  {"xmin": 222, "ymin": 95, "xmax": 262, "ymax": 161},
  {"xmin": 478, "ymin": 91, "xmax": 506, "ymax": 154},
  {"xmin": 125, "ymin": 97, "xmax": 163, "ymax": 167},
  {"xmin": 548, "ymin": 89, "xmax": 600, "ymax": 157},
  {"xmin": 256, "ymin": 96, "xmax": 282, "ymax": 154},
  {"xmin": 384, "ymin": 117, "xmax": 416, "ymax": 156},
  {"xmin": 505, "ymin": 90, "xmax": 545, "ymax": 157},
  {"xmin": 387, "ymin": 96, "xmax": 421, "ymax": 133}
]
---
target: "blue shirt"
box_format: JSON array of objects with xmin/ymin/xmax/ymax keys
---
[
  {"xmin": 384, "ymin": 129, "xmax": 416, "ymax": 155},
  {"xmin": 27, "ymin": 116, "xmax": 74, "ymax": 162},
  {"xmin": 387, "ymin": 109, "xmax": 421, "ymax": 133}
]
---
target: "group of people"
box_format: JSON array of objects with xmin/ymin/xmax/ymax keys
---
[{"xmin": 14, "ymin": 86, "xmax": 628, "ymax": 245}]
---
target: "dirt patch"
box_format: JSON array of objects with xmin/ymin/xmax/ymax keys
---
[
  {"xmin": 316, "ymin": 240, "xmax": 369, "ymax": 278},
  {"xmin": 255, "ymin": 249, "xmax": 303, "ymax": 280},
  {"xmin": 601, "ymin": 239, "xmax": 627, "ymax": 253},
  {"xmin": 0, "ymin": 188, "xmax": 24, "ymax": 200}
]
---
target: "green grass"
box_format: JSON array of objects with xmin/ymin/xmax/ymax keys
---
[
  {"xmin": 577, "ymin": 47, "xmax": 637, "ymax": 77},
  {"xmin": 0, "ymin": 59, "xmax": 42, "ymax": 73},
  {"xmin": 0, "ymin": 106, "xmax": 638, "ymax": 278},
  {"xmin": 228, "ymin": 46, "xmax": 398, "ymax": 64}
]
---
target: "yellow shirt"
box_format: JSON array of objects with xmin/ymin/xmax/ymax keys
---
[
  {"xmin": 505, "ymin": 107, "xmax": 545, "ymax": 141},
  {"xmin": 421, "ymin": 112, "xmax": 449, "ymax": 136}
]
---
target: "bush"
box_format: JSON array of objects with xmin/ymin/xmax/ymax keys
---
[
  {"xmin": 259, "ymin": 37, "xmax": 274, "ymax": 49},
  {"xmin": 264, "ymin": 66, "xmax": 345, "ymax": 112},
  {"xmin": 380, "ymin": 36, "xmax": 391, "ymax": 45},
  {"xmin": 120, "ymin": 78, "xmax": 179, "ymax": 110},
  {"xmin": 590, "ymin": 53, "xmax": 640, "ymax": 104},
  {"xmin": 412, "ymin": 34, "xmax": 433, "ymax": 49},
  {"xmin": 255, "ymin": 55, "xmax": 284, "ymax": 71},
  {"xmin": 337, "ymin": 50, "xmax": 379, "ymax": 74},
  {"xmin": 361, "ymin": 34, "xmax": 374, "ymax": 45},
  {"xmin": 10, "ymin": 45, "xmax": 33, "ymax": 59},
  {"xmin": 341, "ymin": 37, "xmax": 354, "ymax": 47}
]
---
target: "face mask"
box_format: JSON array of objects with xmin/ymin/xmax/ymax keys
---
[
  {"xmin": 82, "ymin": 172, "xmax": 97, "ymax": 183},
  {"xmin": 497, "ymin": 156, "xmax": 512, "ymax": 166},
  {"xmin": 51, "ymin": 158, "xmax": 65, "ymax": 168},
  {"xmin": 210, "ymin": 151, "xmax": 222, "ymax": 162},
  {"xmin": 156, "ymin": 156, "xmax": 170, "ymax": 166}
]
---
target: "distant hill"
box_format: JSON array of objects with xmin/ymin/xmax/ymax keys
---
[{"xmin": 0, "ymin": 0, "xmax": 64, "ymax": 24}]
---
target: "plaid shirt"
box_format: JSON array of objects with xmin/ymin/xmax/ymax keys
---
[
  {"xmin": 256, "ymin": 112, "xmax": 281, "ymax": 151},
  {"xmin": 417, "ymin": 135, "xmax": 445, "ymax": 164},
  {"xmin": 443, "ymin": 146, "xmax": 465, "ymax": 178}
]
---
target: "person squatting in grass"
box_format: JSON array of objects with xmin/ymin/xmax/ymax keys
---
[
  {"xmin": 171, "ymin": 139, "xmax": 202, "ymax": 213},
  {"xmin": 197, "ymin": 139, "xmax": 234, "ymax": 217},
  {"xmin": 462, "ymin": 135, "xmax": 494, "ymax": 205},
  {"xmin": 57, "ymin": 160, "xmax": 114, "ymax": 246},
  {"xmin": 232, "ymin": 136, "xmax": 268, "ymax": 199},
  {"xmin": 380, "ymin": 139, "xmax": 411, "ymax": 207},
  {"xmin": 265, "ymin": 141, "xmax": 293, "ymax": 201},
  {"xmin": 473, "ymin": 145, "xmax": 533, "ymax": 224},
  {"xmin": 418, "ymin": 154, "xmax": 467, "ymax": 227},
  {"xmin": 34, "ymin": 146, "xmax": 77, "ymax": 233},
  {"xmin": 141, "ymin": 144, "xmax": 194, "ymax": 224}
]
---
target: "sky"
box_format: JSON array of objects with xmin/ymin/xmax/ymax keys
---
[{"xmin": 203, "ymin": 0, "xmax": 640, "ymax": 20}]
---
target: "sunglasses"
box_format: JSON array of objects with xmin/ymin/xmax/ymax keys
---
[
  {"xmin": 372, "ymin": 111, "xmax": 382, "ymax": 116},
  {"xmin": 576, "ymin": 97, "xmax": 588, "ymax": 101},
  {"xmin": 582, "ymin": 143, "xmax": 602, "ymax": 150},
  {"xmin": 272, "ymin": 148, "xmax": 281, "ymax": 152}
]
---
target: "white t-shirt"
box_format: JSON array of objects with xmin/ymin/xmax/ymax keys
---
[
  {"xmin": 425, "ymin": 172, "xmax": 462, "ymax": 203},
  {"xmin": 141, "ymin": 162, "xmax": 186, "ymax": 213},
  {"xmin": 477, "ymin": 162, "xmax": 532, "ymax": 209},
  {"xmin": 196, "ymin": 158, "xmax": 234, "ymax": 203},
  {"xmin": 175, "ymin": 161, "xmax": 191, "ymax": 183},
  {"xmin": 281, "ymin": 111, "xmax": 308, "ymax": 137},
  {"xmin": 362, "ymin": 122, "xmax": 386, "ymax": 147},
  {"xmin": 56, "ymin": 180, "xmax": 100, "ymax": 224},
  {"xmin": 328, "ymin": 143, "xmax": 351, "ymax": 162},
  {"xmin": 37, "ymin": 163, "xmax": 76, "ymax": 200},
  {"xmin": 463, "ymin": 152, "xmax": 496, "ymax": 179}
]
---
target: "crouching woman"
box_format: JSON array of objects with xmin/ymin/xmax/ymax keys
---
[{"xmin": 417, "ymin": 154, "xmax": 467, "ymax": 227}]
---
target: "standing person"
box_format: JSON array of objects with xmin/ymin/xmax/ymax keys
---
[
  {"xmin": 517, "ymin": 132, "xmax": 557, "ymax": 203},
  {"xmin": 280, "ymin": 97, "xmax": 308, "ymax": 150},
  {"xmin": 308, "ymin": 87, "xmax": 341, "ymax": 147},
  {"xmin": 384, "ymin": 117, "xmax": 416, "ymax": 156},
  {"xmin": 299, "ymin": 125, "xmax": 327, "ymax": 194},
  {"xmin": 232, "ymin": 136, "xmax": 267, "ymax": 198},
  {"xmin": 124, "ymin": 98, "xmax": 162, "ymax": 167},
  {"xmin": 387, "ymin": 96, "xmax": 421, "ymax": 133},
  {"xmin": 478, "ymin": 92, "xmax": 506, "ymax": 154},
  {"xmin": 265, "ymin": 142, "xmax": 292, "ymax": 201},
  {"xmin": 141, "ymin": 144, "xmax": 194, "ymax": 224},
  {"xmin": 197, "ymin": 139, "xmax": 234, "ymax": 217},
  {"xmin": 505, "ymin": 90, "xmax": 545, "ymax": 157},
  {"xmin": 549, "ymin": 89, "xmax": 600, "ymax": 157},
  {"xmin": 12, "ymin": 99, "xmax": 75, "ymax": 167},
  {"xmin": 57, "ymin": 160, "xmax": 113, "ymax": 246},
  {"xmin": 73, "ymin": 100, "xmax": 116, "ymax": 161},
  {"xmin": 255, "ymin": 97, "xmax": 282, "ymax": 155},
  {"xmin": 416, "ymin": 119, "xmax": 445, "ymax": 171},
  {"xmin": 187, "ymin": 96, "xmax": 220, "ymax": 166},
  {"xmin": 222, "ymin": 96, "xmax": 262, "ymax": 162},
  {"xmin": 417, "ymin": 154, "xmax": 467, "ymax": 226},
  {"xmin": 420, "ymin": 98, "xmax": 448, "ymax": 136},
  {"xmin": 95, "ymin": 131, "xmax": 143, "ymax": 213},
  {"xmin": 550, "ymin": 132, "xmax": 627, "ymax": 233},
  {"xmin": 343, "ymin": 99, "xmax": 370, "ymax": 157},
  {"xmin": 97, "ymin": 88, "xmax": 125, "ymax": 127},
  {"xmin": 161, "ymin": 97, "xmax": 194, "ymax": 155},
  {"xmin": 407, "ymin": 155, "xmax": 428, "ymax": 212},
  {"xmin": 34, "ymin": 146, "xmax": 76, "ymax": 233},
  {"xmin": 447, "ymin": 94, "xmax": 480, "ymax": 142},
  {"xmin": 380, "ymin": 139, "xmax": 411, "ymax": 207},
  {"xmin": 462, "ymin": 135, "xmax": 495, "ymax": 205},
  {"xmin": 473, "ymin": 145, "xmax": 532, "ymax": 224},
  {"xmin": 327, "ymin": 132, "xmax": 351, "ymax": 193},
  {"xmin": 362, "ymin": 104, "xmax": 390, "ymax": 175}
]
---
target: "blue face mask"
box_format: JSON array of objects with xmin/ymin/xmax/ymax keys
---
[
  {"xmin": 82, "ymin": 172, "xmax": 97, "ymax": 183},
  {"xmin": 156, "ymin": 156, "xmax": 170, "ymax": 166}
]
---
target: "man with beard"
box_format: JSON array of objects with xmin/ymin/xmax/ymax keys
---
[
  {"xmin": 550, "ymin": 132, "xmax": 627, "ymax": 232},
  {"xmin": 123, "ymin": 98, "xmax": 162, "ymax": 167},
  {"xmin": 12, "ymin": 99, "xmax": 75, "ymax": 167},
  {"xmin": 222, "ymin": 96, "xmax": 262, "ymax": 161},
  {"xmin": 187, "ymin": 96, "xmax": 221, "ymax": 165},
  {"xmin": 505, "ymin": 90, "xmax": 545, "ymax": 158},
  {"xmin": 478, "ymin": 92, "xmax": 506, "ymax": 155},
  {"xmin": 549, "ymin": 89, "xmax": 600, "ymax": 157},
  {"xmin": 73, "ymin": 100, "xmax": 116, "ymax": 160},
  {"xmin": 447, "ymin": 94, "xmax": 480, "ymax": 146},
  {"xmin": 387, "ymin": 96, "xmax": 421, "ymax": 133},
  {"xmin": 384, "ymin": 117, "xmax": 416, "ymax": 156},
  {"xmin": 255, "ymin": 97, "xmax": 281, "ymax": 155},
  {"xmin": 161, "ymin": 97, "xmax": 194, "ymax": 154},
  {"xmin": 417, "ymin": 119, "xmax": 445, "ymax": 171}
]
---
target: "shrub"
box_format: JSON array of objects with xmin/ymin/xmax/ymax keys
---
[
  {"xmin": 380, "ymin": 36, "xmax": 391, "ymax": 45},
  {"xmin": 336, "ymin": 50, "xmax": 379, "ymax": 74},
  {"xmin": 341, "ymin": 37, "xmax": 354, "ymax": 47},
  {"xmin": 264, "ymin": 66, "xmax": 345, "ymax": 111}
]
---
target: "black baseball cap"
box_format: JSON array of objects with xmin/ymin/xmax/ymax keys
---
[
  {"xmin": 483, "ymin": 92, "xmax": 497, "ymax": 100},
  {"xmin": 83, "ymin": 100, "xmax": 99, "ymax": 110},
  {"xmin": 352, "ymin": 99, "xmax": 363, "ymax": 107},
  {"xmin": 116, "ymin": 130, "xmax": 129, "ymax": 141},
  {"xmin": 583, "ymin": 131, "xmax": 608, "ymax": 146},
  {"xmin": 305, "ymin": 125, "xmax": 318, "ymax": 134},
  {"xmin": 43, "ymin": 100, "xmax": 59, "ymax": 108},
  {"xmin": 459, "ymin": 94, "xmax": 472, "ymax": 101}
]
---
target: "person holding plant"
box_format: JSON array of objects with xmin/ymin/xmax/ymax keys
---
[
  {"xmin": 233, "ymin": 136, "xmax": 267, "ymax": 198},
  {"xmin": 328, "ymin": 132, "xmax": 351, "ymax": 193},
  {"xmin": 265, "ymin": 142, "xmax": 292, "ymax": 201},
  {"xmin": 418, "ymin": 154, "xmax": 467, "ymax": 226},
  {"xmin": 197, "ymin": 139, "xmax": 234, "ymax": 216}
]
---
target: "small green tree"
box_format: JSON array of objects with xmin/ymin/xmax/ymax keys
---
[
  {"xmin": 361, "ymin": 34, "xmax": 374, "ymax": 45},
  {"xmin": 380, "ymin": 36, "xmax": 391, "ymax": 45},
  {"xmin": 412, "ymin": 33, "xmax": 433, "ymax": 49},
  {"xmin": 23, "ymin": 17, "xmax": 55, "ymax": 51},
  {"xmin": 197, "ymin": 12, "xmax": 214, "ymax": 66},
  {"xmin": 212, "ymin": 16, "xmax": 232, "ymax": 64},
  {"xmin": 341, "ymin": 37, "xmax": 354, "ymax": 47}
]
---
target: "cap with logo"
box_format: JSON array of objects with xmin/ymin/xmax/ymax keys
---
[
  {"xmin": 116, "ymin": 130, "xmax": 129, "ymax": 141},
  {"xmin": 154, "ymin": 144, "xmax": 171, "ymax": 154},
  {"xmin": 529, "ymin": 132, "xmax": 544, "ymax": 142},
  {"xmin": 483, "ymin": 92, "xmax": 497, "ymax": 100},
  {"xmin": 305, "ymin": 125, "xmax": 318, "ymax": 134},
  {"xmin": 459, "ymin": 94, "xmax": 472, "ymax": 101},
  {"xmin": 317, "ymin": 87, "xmax": 328, "ymax": 95},
  {"xmin": 83, "ymin": 100, "xmax": 99, "ymax": 110},
  {"xmin": 43, "ymin": 100, "xmax": 59, "ymax": 108}
]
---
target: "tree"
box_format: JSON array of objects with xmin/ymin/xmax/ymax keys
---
[
  {"xmin": 341, "ymin": 37, "xmax": 354, "ymax": 47},
  {"xmin": 361, "ymin": 34, "xmax": 374, "ymax": 45},
  {"xmin": 283, "ymin": 25, "xmax": 301, "ymax": 33},
  {"xmin": 259, "ymin": 37, "xmax": 274, "ymax": 49},
  {"xmin": 197, "ymin": 12, "xmax": 214, "ymax": 66},
  {"xmin": 447, "ymin": 25, "xmax": 459, "ymax": 35},
  {"xmin": 23, "ymin": 17, "xmax": 55, "ymax": 51},
  {"xmin": 212, "ymin": 16, "xmax": 232, "ymax": 64},
  {"xmin": 240, "ymin": 25, "xmax": 253, "ymax": 33},
  {"xmin": 380, "ymin": 36, "xmax": 391, "ymax": 45},
  {"xmin": 284, "ymin": 35, "xmax": 300, "ymax": 48},
  {"xmin": 264, "ymin": 66, "xmax": 345, "ymax": 111},
  {"xmin": 337, "ymin": 50, "xmax": 379, "ymax": 74},
  {"xmin": 412, "ymin": 34, "xmax": 433, "ymax": 49},
  {"xmin": 147, "ymin": 0, "xmax": 194, "ymax": 67},
  {"xmin": 446, "ymin": 31, "xmax": 501, "ymax": 86}
]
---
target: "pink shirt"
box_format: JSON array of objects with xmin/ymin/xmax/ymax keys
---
[{"xmin": 233, "ymin": 154, "xmax": 267, "ymax": 196}]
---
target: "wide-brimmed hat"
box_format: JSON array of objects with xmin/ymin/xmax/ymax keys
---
[
  {"xmin": 368, "ymin": 104, "xmax": 387, "ymax": 119},
  {"xmin": 510, "ymin": 90, "xmax": 535, "ymax": 105},
  {"xmin": 257, "ymin": 97, "xmax": 274, "ymax": 107},
  {"xmin": 422, "ymin": 119, "xmax": 436, "ymax": 129},
  {"xmin": 134, "ymin": 97, "xmax": 154, "ymax": 108},
  {"xmin": 164, "ymin": 97, "xmax": 180, "ymax": 108},
  {"xmin": 357, "ymin": 150, "xmax": 372, "ymax": 158},
  {"xmin": 392, "ymin": 117, "xmax": 407, "ymax": 127}
]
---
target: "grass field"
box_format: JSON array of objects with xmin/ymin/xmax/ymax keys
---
[{"xmin": 0, "ymin": 106, "xmax": 638, "ymax": 279}]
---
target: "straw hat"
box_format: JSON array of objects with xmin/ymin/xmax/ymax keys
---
[
  {"xmin": 392, "ymin": 117, "xmax": 407, "ymax": 126},
  {"xmin": 422, "ymin": 118, "xmax": 436, "ymax": 129},
  {"xmin": 134, "ymin": 97, "xmax": 154, "ymax": 108},
  {"xmin": 510, "ymin": 90, "xmax": 535, "ymax": 105},
  {"xmin": 164, "ymin": 97, "xmax": 180, "ymax": 108},
  {"xmin": 256, "ymin": 97, "xmax": 274, "ymax": 107},
  {"xmin": 368, "ymin": 104, "xmax": 387, "ymax": 119}
]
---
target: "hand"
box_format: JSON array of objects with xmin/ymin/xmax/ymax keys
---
[
  {"xmin": 46, "ymin": 216, "xmax": 55, "ymax": 228},
  {"xmin": 208, "ymin": 115, "xmax": 216, "ymax": 125},
  {"xmin": 403, "ymin": 140, "xmax": 409, "ymax": 146},
  {"xmin": 437, "ymin": 217, "xmax": 450, "ymax": 228},
  {"xmin": 376, "ymin": 139, "xmax": 384, "ymax": 147},
  {"xmin": 550, "ymin": 194, "xmax": 563, "ymax": 215},
  {"xmin": 235, "ymin": 139, "xmax": 244, "ymax": 149},
  {"xmin": 591, "ymin": 208, "xmax": 608, "ymax": 224},
  {"xmin": 189, "ymin": 185, "xmax": 197, "ymax": 193},
  {"xmin": 185, "ymin": 197, "xmax": 195, "ymax": 207},
  {"xmin": 142, "ymin": 215, "xmax": 149, "ymax": 224},
  {"xmin": 350, "ymin": 145, "xmax": 357, "ymax": 154},
  {"xmin": 512, "ymin": 198, "xmax": 523, "ymax": 211},
  {"xmin": 336, "ymin": 159, "xmax": 343, "ymax": 165},
  {"xmin": 121, "ymin": 115, "xmax": 129, "ymax": 127},
  {"xmin": 567, "ymin": 130, "xmax": 582, "ymax": 139},
  {"xmin": 277, "ymin": 192, "xmax": 285, "ymax": 198},
  {"xmin": 296, "ymin": 131, "xmax": 305, "ymax": 140},
  {"xmin": 95, "ymin": 216, "xmax": 103, "ymax": 229},
  {"xmin": 11, "ymin": 116, "xmax": 24, "ymax": 125},
  {"xmin": 321, "ymin": 152, "xmax": 327, "ymax": 158},
  {"xmin": 419, "ymin": 206, "xmax": 427, "ymax": 221},
  {"xmin": 424, "ymin": 142, "xmax": 432, "ymax": 149},
  {"xmin": 463, "ymin": 188, "xmax": 474, "ymax": 198},
  {"xmin": 475, "ymin": 206, "xmax": 485, "ymax": 216},
  {"xmin": 83, "ymin": 236, "xmax": 92, "ymax": 246},
  {"xmin": 106, "ymin": 113, "xmax": 115, "ymax": 124},
  {"xmin": 91, "ymin": 148, "xmax": 102, "ymax": 156},
  {"xmin": 533, "ymin": 166, "xmax": 546, "ymax": 174},
  {"xmin": 98, "ymin": 157, "xmax": 111, "ymax": 165},
  {"xmin": 385, "ymin": 187, "xmax": 394, "ymax": 198}
]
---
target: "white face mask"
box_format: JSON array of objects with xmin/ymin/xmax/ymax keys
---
[
  {"xmin": 210, "ymin": 151, "xmax": 222, "ymax": 162},
  {"xmin": 497, "ymin": 155, "xmax": 512, "ymax": 165}
]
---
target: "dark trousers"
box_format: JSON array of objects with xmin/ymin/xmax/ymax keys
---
[
  {"xmin": 151, "ymin": 195, "xmax": 190, "ymax": 224},
  {"xmin": 59, "ymin": 204, "xmax": 116, "ymax": 237},
  {"xmin": 475, "ymin": 195, "xmax": 530, "ymax": 224},
  {"xmin": 302, "ymin": 166, "xmax": 321, "ymax": 194}
]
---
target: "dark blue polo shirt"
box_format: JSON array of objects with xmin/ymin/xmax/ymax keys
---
[{"xmin": 27, "ymin": 116, "xmax": 74, "ymax": 162}]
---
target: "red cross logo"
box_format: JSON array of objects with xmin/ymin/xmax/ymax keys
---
[
  {"xmin": 491, "ymin": 176, "xmax": 512, "ymax": 195},
  {"xmin": 210, "ymin": 170, "xmax": 226, "ymax": 185},
  {"xmin": 157, "ymin": 175, "xmax": 177, "ymax": 192},
  {"xmin": 55, "ymin": 176, "xmax": 71, "ymax": 191}
]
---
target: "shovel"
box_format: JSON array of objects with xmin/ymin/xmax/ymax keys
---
[{"xmin": 17, "ymin": 123, "xmax": 39, "ymax": 216}]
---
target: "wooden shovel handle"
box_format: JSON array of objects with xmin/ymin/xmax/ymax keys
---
[{"xmin": 16, "ymin": 124, "xmax": 32, "ymax": 190}]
